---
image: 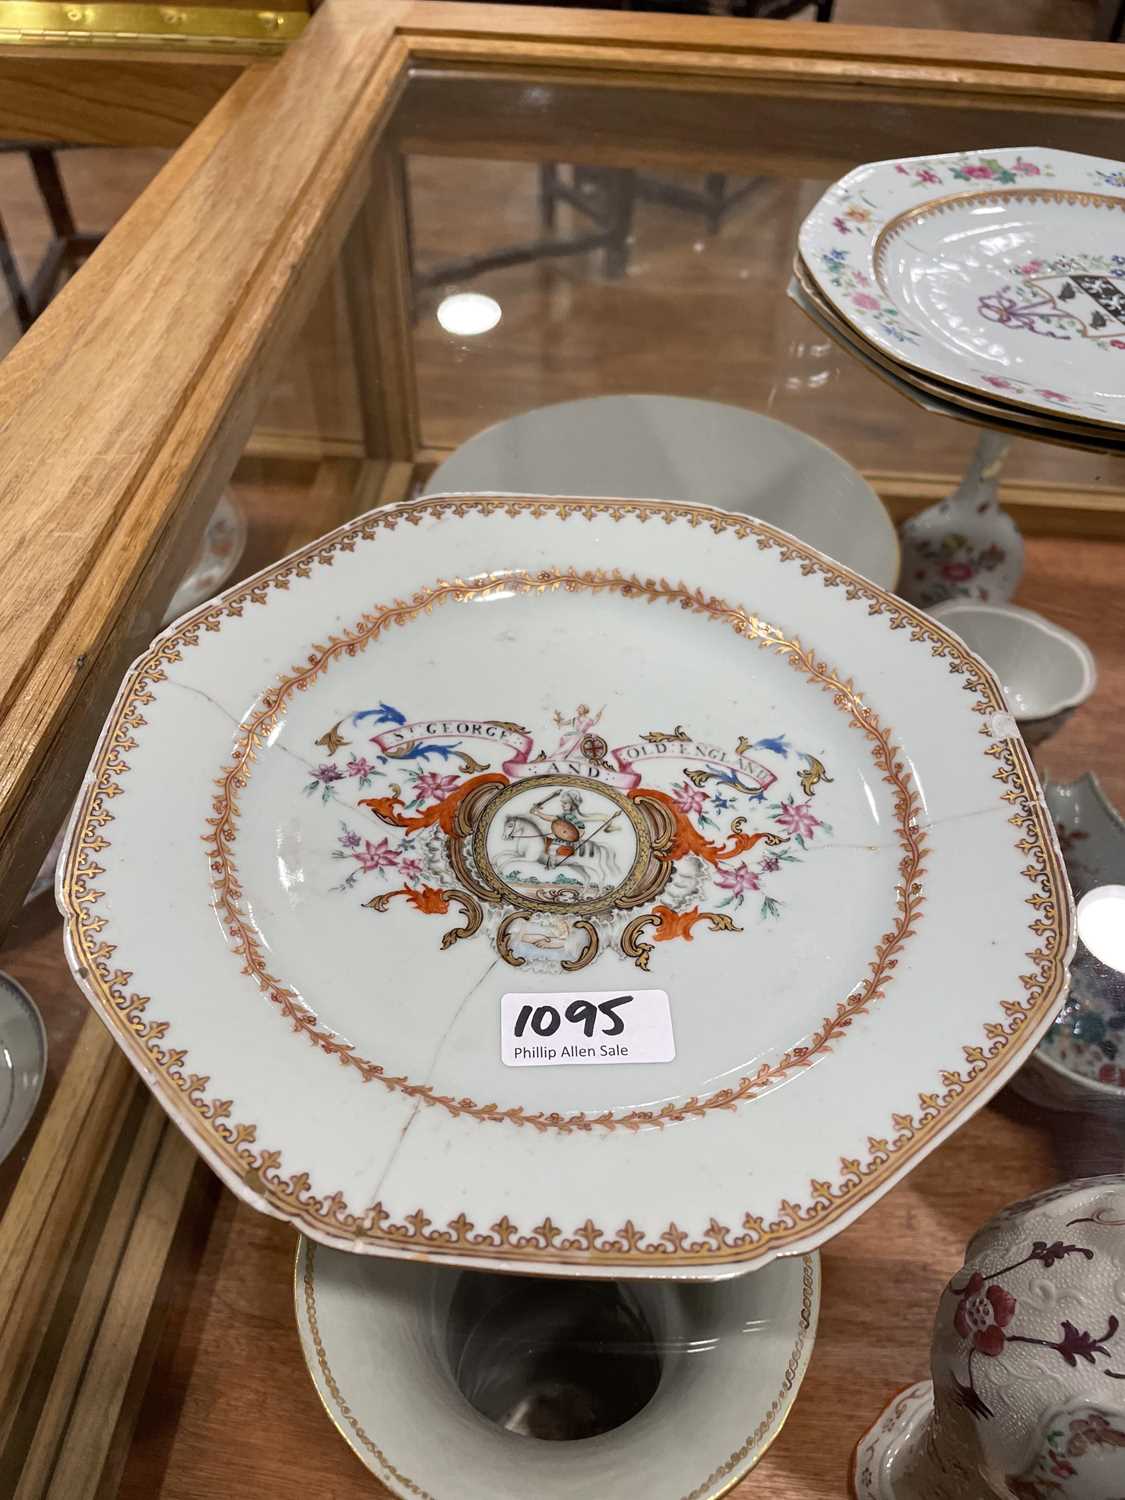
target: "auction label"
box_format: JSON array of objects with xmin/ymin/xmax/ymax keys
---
[{"xmin": 500, "ymin": 989, "xmax": 675, "ymax": 1068}]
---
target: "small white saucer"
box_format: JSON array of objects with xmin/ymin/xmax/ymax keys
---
[
  {"xmin": 0, "ymin": 971, "xmax": 47, "ymax": 1164},
  {"xmin": 24, "ymin": 490, "xmax": 247, "ymax": 906},
  {"xmin": 163, "ymin": 491, "xmax": 247, "ymax": 624},
  {"xmin": 853, "ymin": 1380, "xmax": 933, "ymax": 1499}
]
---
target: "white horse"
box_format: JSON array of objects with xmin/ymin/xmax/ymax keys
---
[{"xmin": 500, "ymin": 813, "xmax": 621, "ymax": 887}]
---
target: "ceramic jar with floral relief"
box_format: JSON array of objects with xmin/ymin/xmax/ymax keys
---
[{"xmin": 854, "ymin": 1176, "xmax": 1125, "ymax": 1499}]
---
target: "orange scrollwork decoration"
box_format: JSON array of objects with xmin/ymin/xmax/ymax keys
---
[
  {"xmin": 621, "ymin": 905, "xmax": 743, "ymax": 970},
  {"xmin": 362, "ymin": 885, "xmax": 482, "ymax": 949},
  {"xmin": 358, "ymin": 773, "xmax": 506, "ymax": 835}
]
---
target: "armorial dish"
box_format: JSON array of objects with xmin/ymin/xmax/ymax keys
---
[
  {"xmin": 800, "ymin": 148, "xmax": 1125, "ymax": 429},
  {"xmin": 58, "ymin": 495, "xmax": 1072, "ymax": 1277}
]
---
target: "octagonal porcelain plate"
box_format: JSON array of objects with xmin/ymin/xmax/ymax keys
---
[
  {"xmin": 57, "ymin": 495, "xmax": 1073, "ymax": 1279},
  {"xmin": 799, "ymin": 147, "xmax": 1125, "ymax": 429}
]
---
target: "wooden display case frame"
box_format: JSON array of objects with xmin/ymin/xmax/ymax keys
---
[{"xmin": 1, "ymin": 7, "xmax": 1125, "ymax": 1494}]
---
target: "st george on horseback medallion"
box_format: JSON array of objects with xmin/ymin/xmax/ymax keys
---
[{"xmin": 308, "ymin": 702, "xmax": 832, "ymax": 975}]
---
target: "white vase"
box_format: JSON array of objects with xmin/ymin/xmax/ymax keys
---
[{"xmin": 899, "ymin": 432, "xmax": 1023, "ymax": 608}]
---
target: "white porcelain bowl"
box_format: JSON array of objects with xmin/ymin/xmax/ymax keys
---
[
  {"xmin": 424, "ymin": 394, "xmax": 900, "ymax": 587},
  {"xmin": 1014, "ymin": 776, "xmax": 1125, "ymax": 1117},
  {"xmin": 0, "ymin": 971, "xmax": 46, "ymax": 1165},
  {"xmin": 929, "ymin": 601, "xmax": 1096, "ymax": 744}
]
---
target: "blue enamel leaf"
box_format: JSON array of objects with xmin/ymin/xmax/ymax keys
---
[
  {"xmin": 385, "ymin": 741, "xmax": 462, "ymax": 762},
  {"xmin": 355, "ymin": 702, "xmax": 407, "ymax": 726}
]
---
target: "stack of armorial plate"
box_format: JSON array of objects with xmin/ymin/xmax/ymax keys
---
[{"xmin": 792, "ymin": 146, "xmax": 1125, "ymax": 454}]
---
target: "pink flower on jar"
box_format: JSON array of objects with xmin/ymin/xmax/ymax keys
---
[
  {"xmin": 953, "ymin": 1272, "xmax": 1017, "ymax": 1356},
  {"xmin": 851, "ymin": 292, "xmax": 880, "ymax": 311},
  {"xmin": 1040, "ymin": 390, "xmax": 1070, "ymax": 404},
  {"xmin": 982, "ymin": 375, "xmax": 1015, "ymax": 390},
  {"xmin": 671, "ymin": 782, "xmax": 707, "ymax": 817},
  {"xmin": 941, "ymin": 561, "xmax": 975, "ymax": 583},
  {"xmin": 1015, "ymin": 260, "xmax": 1044, "ymax": 276},
  {"xmin": 1014, "ymin": 158, "xmax": 1041, "ymax": 176},
  {"xmin": 918, "ymin": 168, "xmax": 940, "ymax": 185},
  {"xmin": 963, "ymin": 164, "xmax": 994, "ymax": 179}
]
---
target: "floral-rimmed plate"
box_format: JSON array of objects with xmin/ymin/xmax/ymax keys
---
[
  {"xmin": 799, "ymin": 147, "xmax": 1125, "ymax": 430},
  {"xmin": 789, "ymin": 259, "xmax": 1125, "ymax": 453},
  {"xmin": 57, "ymin": 495, "xmax": 1072, "ymax": 1279}
]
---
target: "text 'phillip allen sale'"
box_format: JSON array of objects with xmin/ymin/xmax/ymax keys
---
[{"xmin": 500, "ymin": 990, "xmax": 675, "ymax": 1068}]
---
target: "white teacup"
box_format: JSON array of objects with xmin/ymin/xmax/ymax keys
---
[
  {"xmin": 296, "ymin": 1238, "xmax": 818, "ymax": 1498},
  {"xmin": 929, "ymin": 601, "xmax": 1096, "ymax": 746}
]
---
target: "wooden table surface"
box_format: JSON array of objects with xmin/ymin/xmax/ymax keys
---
[{"xmin": 55, "ymin": 528, "xmax": 1113, "ymax": 1500}]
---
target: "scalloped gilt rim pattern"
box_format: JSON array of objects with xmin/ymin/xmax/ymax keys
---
[
  {"xmin": 59, "ymin": 496, "xmax": 1071, "ymax": 1268},
  {"xmin": 206, "ymin": 568, "xmax": 925, "ymax": 1135}
]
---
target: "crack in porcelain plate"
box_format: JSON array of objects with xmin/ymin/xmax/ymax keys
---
[
  {"xmin": 57, "ymin": 494, "xmax": 1073, "ymax": 1278},
  {"xmin": 799, "ymin": 147, "xmax": 1125, "ymax": 429}
]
